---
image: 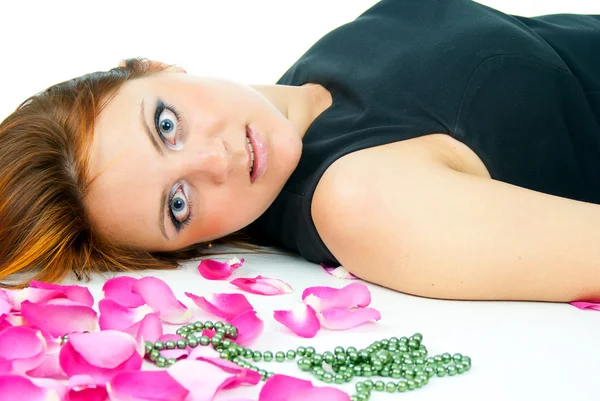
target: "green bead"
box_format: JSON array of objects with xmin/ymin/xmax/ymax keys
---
[
  {"xmin": 252, "ymin": 351, "xmax": 262, "ymax": 362},
  {"xmin": 447, "ymin": 365, "xmax": 457, "ymax": 376},
  {"xmin": 462, "ymin": 356, "xmax": 472, "ymax": 364},
  {"xmin": 322, "ymin": 372, "xmax": 333, "ymax": 383},
  {"xmin": 441, "ymin": 352, "xmax": 452, "ymax": 363},
  {"xmin": 211, "ymin": 337, "xmax": 222, "ymax": 347},
  {"xmin": 386, "ymin": 382, "xmax": 397, "ymax": 392},
  {"xmin": 298, "ymin": 358, "xmax": 312, "ymax": 371},
  {"xmin": 414, "ymin": 376, "xmax": 425, "ymax": 388},
  {"xmin": 397, "ymin": 381, "xmax": 408, "ymax": 392},
  {"xmin": 263, "ymin": 351, "xmax": 273, "ymax": 362},
  {"xmin": 407, "ymin": 380, "xmax": 417, "ymax": 390},
  {"xmin": 387, "ymin": 344, "xmax": 398, "ymax": 352},
  {"xmin": 335, "ymin": 353, "xmax": 347, "ymax": 364},
  {"xmin": 334, "ymin": 374, "xmax": 345, "ymax": 384},
  {"xmin": 223, "ymin": 323, "xmax": 233, "ymax": 331},
  {"xmin": 175, "ymin": 328, "xmax": 187, "ymax": 336},
  {"xmin": 228, "ymin": 327, "xmax": 238, "ymax": 339},
  {"xmin": 424, "ymin": 366, "xmax": 435, "ymax": 377},
  {"xmin": 149, "ymin": 349, "xmax": 160, "ymax": 361},
  {"xmin": 305, "ymin": 347, "xmax": 316, "ymax": 357},
  {"xmin": 374, "ymin": 380, "xmax": 385, "ymax": 391},
  {"xmin": 407, "ymin": 340, "xmax": 419, "ymax": 349},
  {"xmin": 358, "ymin": 350, "xmax": 370, "ymax": 361},
  {"xmin": 380, "ymin": 367, "xmax": 390, "ymax": 377},
  {"xmin": 296, "ymin": 346, "xmax": 306, "ymax": 357},
  {"xmin": 353, "ymin": 365, "xmax": 363, "ymax": 376},
  {"xmin": 286, "ymin": 350, "xmax": 296, "ymax": 360},
  {"xmin": 399, "ymin": 336, "xmax": 408, "ymax": 344},
  {"xmin": 176, "ymin": 340, "xmax": 187, "ymax": 349},
  {"xmin": 166, "ymin": 358, "xmax": 177, "ymax": 366},
  {"xmin": 415, "ymin": 358, "xmax": 425, "ymax": 367},
  {"xmin": 356, "ymin": 393, "xmax": 368, "ymax": 401},
  {"xmin": 214, "ymin": 321, "xmax": 224, "ymax": 329},
  {"xmin": 203, "ymin": 321, "xmax": 214, "ymax": 330},
  {"xmin": 153, "ymin": 341, "xmax": 165, "ymax": 350},
  {"xmin": 199, "ymin": 336, "xmax": 210, "ymax": 346},
  {"xmin": 452, "ymin": 353, "xmax": 463, "ymax": 363},
  {"xmin": 456, "ymin": 363, "xmax": 466, "ymax": 374},
  {"xmin": 391, "ymin": 367, "xmax": 402, "ymax": 379},
  {"xmin": 343, "ymin": 371, "xmax": 354, "ymax": 382},
  {"xmin": 322, "ymin": 351, "xmax": 335, "ymax": 364},
  {"xmin": 221, "ymin": 339, "xmax": 232, "ymax": 348},
  {"xmin": 144, "ymin": 341, "xmax": 153, "ymax": 353},
  {"xmin": 433, "ymin": 355, "xmax": 443, "ymax": 364},
  {"xmin": 348, "ymin": 351, "xmax": 359, "ymax": 362},
  {"xmin": 156, "ymin": 356, "xmax": 167, "ymax": 368},
  {"xmin": 194, "ymin": 321, "xmax": 204, "ymax": 330},
  {"xmin": 404, "ymin": 368, "xmax": 415, "ymax": 378},
  {"xmin": 363, "ymin": 380, "xmax": 374, "ymax": 390},
  {"xmin": 362, "ymin": 365, "xmax": 373, "ymax": 377},
  {"xmin": 242, "ymin": 348, "xmax": 252, "ymax": 358},
  {"xmin": 220, "ymin": 350, "xmax": 231, "ymax": 360},
  {"xmin": 275, "ymin": 351, "xmax": 286, "ymax": 362},
  {"xmin": 312, "ymin": 353, "xmax": 323, "ymax": 365},
  {"xmin": 355, "ymin": 382, "xmax": 366, "ymax": 392},
  {"xmin": 350, "ymin": 397, "xmax": 358, "ymax": 401},
  {"xmin": 412, "ymin": 333, "xmax": 423, "ymax": 343},
  {"xmin": 436, "ymin": 366, "xmax": 446, "ymax": 377},
  {"xmin": 462, "ymin": 360, "xmax": 472, "ymax": 371},
  {"xmin": 334, "ymin": 346, "xmax": 346, "ymax": 355}
]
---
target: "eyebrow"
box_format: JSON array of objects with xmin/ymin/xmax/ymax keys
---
[{"xmin": 140, "ymin": 100, "xmax": 169, "ymax": 241}]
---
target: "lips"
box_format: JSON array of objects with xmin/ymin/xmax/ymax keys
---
[{"xmin": 246, "ymin": 125, "xmax": 267, "ymax": 184}]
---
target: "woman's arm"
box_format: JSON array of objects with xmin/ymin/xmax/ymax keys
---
[{"xmin": 312, "ymin": 138, "xmax": 600, "ymax": 302}]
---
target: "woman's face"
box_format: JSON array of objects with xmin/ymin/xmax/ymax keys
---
[{"xmin": 86, "ymin": 71, "xmax": 303, "ymax": 251}]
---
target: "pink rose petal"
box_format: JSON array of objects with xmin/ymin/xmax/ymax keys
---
[
  {"xmin": 302, "ymin": 283, "xmax": 371, "ymax": 312},
  {"xmin": 570, "ymin": 301, "xmax": 600, "ymax": 311},
  {"xmin": 186, "ymin": 356, "xmax": 261, "ymax": 388},
  {"xmin": 259, "ymin": 375, "xmax": 350, "ymax": 401},
  {"xmin": 230, "ymin": 310, "xmax": 264, "ymax": 346},
  {"xmin": 321, "ymin": 263, "xmax": 358, "ymax": 280},
  {"xmin": 197, "ymin": 257, "xmax": 244, "ymax": 280},
  {"xmin": 98, "ymin": 298, "xmax": 163, "ymax": 342},
  {"xmin": 319, "ymin": 307, "xmax": 381, "ymax": 330},
  {"xmin": 157, "ymin": 334, "xmax": 190, "ymax": 360},
  {"xmin": 107, "ymin": 370, "xmax": 188, "ymax": 401},
  {"xmin": 0, "ymin": 289, "xmax": 11, "ymax": 317},
  {"xmin": 6, "ymin": 288, "xmax": 65, "ymax": 310},
  {"xmin": 132, "ymin": 277, "xmax": 192, "ymax": 324},
  {"xmin": 230, "ymin": 275, "xmax": 293, "ymax": 296},
  {"xmin": 59, "ymin": 330, "xmax": 143, "ymax": 384},
  {"xmin": 21, "ymin": 300, "xmax": 98, "ymax": 338},
  {"xmin": 274, "ymin": 304, "xmax": 320, "ymax": 338},
  {"xmin": 26, "ymin": 351, "xmax": 66, "ymax": 380},
  {"xmin": 102, "ymin": 276, "xmax": 146, "ymax": 308},
  {"xmin": 184, "ymin": 292, "xmax": 253, "ymax": 321},
  {"xmin": 29, "ymin": 281, "xmax": 94, "ymax": 307},
  {"xmin": 0, "ymin": 375, "xmax": 62, "ymax": 401},
  {"xmin": 128, "ymin": 313, "xmax": 163, "ymax": 343},
  {"xmin": 0, "ymin": 326, "xmax": 47, "ymax": 374},
  {"xmin": 167, "ymin": 359, "xmax": 259, "ymax": 400},
  {"xmin": 67, "ymin": 375, "xmax": 108, "ymax": 401}
]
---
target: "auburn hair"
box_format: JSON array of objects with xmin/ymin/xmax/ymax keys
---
[{"xmin": 0, "ymin": 58, "xmax": 258, "ymax": 288}]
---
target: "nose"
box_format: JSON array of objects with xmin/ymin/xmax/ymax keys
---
[{"xmin": 178, "ymin": 137, "xmax": 233, "ymax": 184}]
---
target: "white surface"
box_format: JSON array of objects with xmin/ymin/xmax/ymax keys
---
[
  {"xmin": 62, "ymin": 247, "xmax": 600, "ymax": 401},
  {"xmin": 3, "ymin": 0, "xmax": 600, "ymax": 400}
]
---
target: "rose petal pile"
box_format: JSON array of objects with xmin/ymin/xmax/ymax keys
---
[
  {"xmin": 0, "ymin": 258, "xmax": 381, "ymax": 400},
  {"xmin": 274, "ymin": 283, "xmax": 381, "ymax": 338}
]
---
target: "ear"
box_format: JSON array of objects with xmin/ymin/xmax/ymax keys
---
[{"xmin": 117, "ymin": 59, "xmax": 187, "ymax": 73}]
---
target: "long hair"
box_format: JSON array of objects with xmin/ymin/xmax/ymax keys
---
[{"xmin": 0, "ymin": 58, "xmax": 258, "ymax": 288}]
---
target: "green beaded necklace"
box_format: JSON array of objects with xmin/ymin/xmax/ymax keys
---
[{"xmin": 142, "ymin": 320, "xmax": 472, "ymax": 400}]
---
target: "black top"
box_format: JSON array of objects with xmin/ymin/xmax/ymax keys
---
[{"xmin": 250, "ymin": 0, "xmax": 600, "ymax": 266}]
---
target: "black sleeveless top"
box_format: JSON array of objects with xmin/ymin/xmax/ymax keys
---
[{"xmin": 250, "ymin": 0, "xmax": 600, "ymax": 266}]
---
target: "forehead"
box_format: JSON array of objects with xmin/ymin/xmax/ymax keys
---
[{"xmin": 85, "ymin": 76, "xmax": 165, "ymax": 244}]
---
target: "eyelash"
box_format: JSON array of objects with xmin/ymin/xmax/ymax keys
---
[
  {"xmin": 167, "ymin": 187, "xmax": 194, "ymax": 233},
  {"xmin": 154, "ymin": 100, "xmax": 183, "ymax": 146}
]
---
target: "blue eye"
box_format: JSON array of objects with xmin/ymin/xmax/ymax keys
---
[
  {"xmin": 168, "ymin": 184, "xmax": 192, "ymax": 232},
  {"xmin": 154, "ymin": 101, "xmax": 181, "ymax": 149}
]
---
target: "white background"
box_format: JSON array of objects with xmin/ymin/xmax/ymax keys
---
[{"xmin": 2, "ymin": 1, "xmax": 600, "ymax": 400}]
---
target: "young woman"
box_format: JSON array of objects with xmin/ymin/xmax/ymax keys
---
[{"xmin": 1, "ymin": 0, "xmax": 599, "ymax": 302}]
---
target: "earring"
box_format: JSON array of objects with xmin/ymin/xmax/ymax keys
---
[{"xmin": 207, "ymin": 242, "xmax": 212, "ymax": 249}]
